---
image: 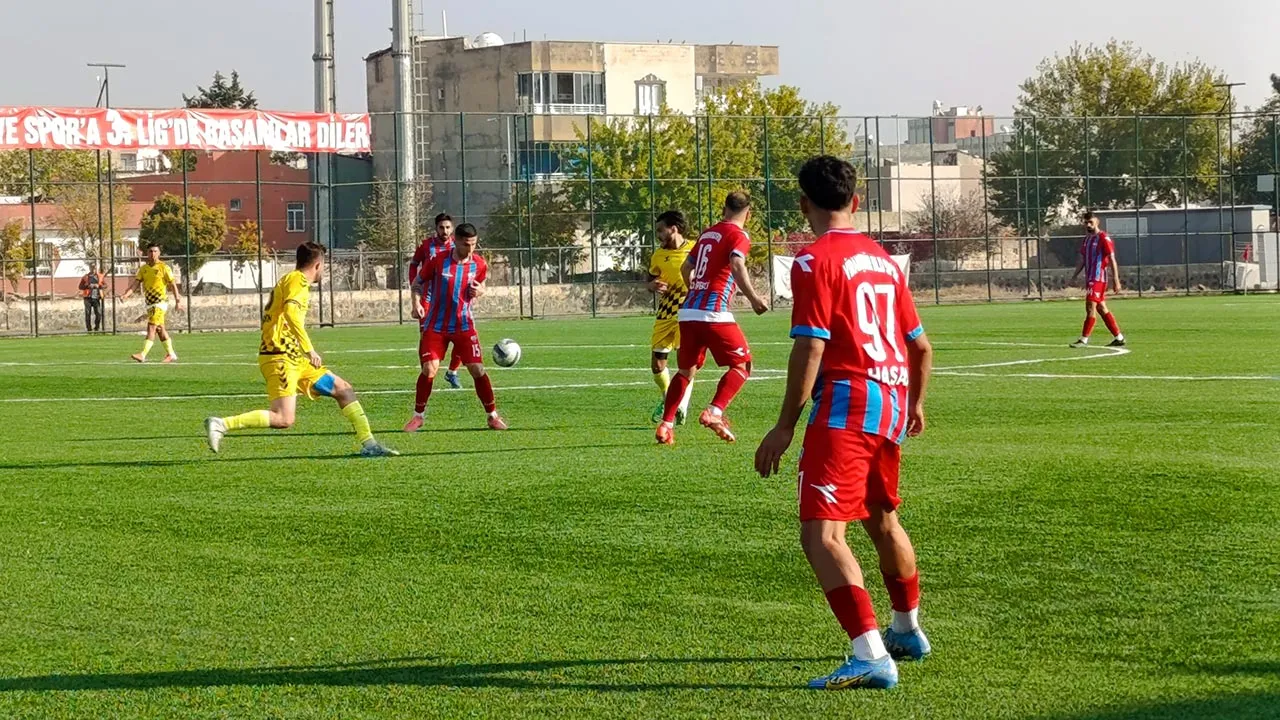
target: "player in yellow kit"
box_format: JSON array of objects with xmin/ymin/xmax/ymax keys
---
[
  {"xmin": 204, "ymin": 242, "xmax": 398, "ymax": 457},
  {"xmin": 648, "ymin": 210, "xmax": 695, "ymax": 424},
  {"xmin": 121, "ymin": 243, "xmax": 181, "ymax": 363}
]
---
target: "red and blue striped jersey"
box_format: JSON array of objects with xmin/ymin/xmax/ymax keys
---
[
  {"xmin": 409, "ymin": 234, "xmax": 454, "ymax": 286},
  {"xmin": 416, "ymin": 252, "xmax": 488, "ymax": 333},
  {"xmin": 679, "ymin": 221, "xmax": 750, "ymax": 323},
  {"xmin": 791, "ymin": 229, "xmax": 923, "ymax": 445},
  {"xmin": 1081, "ymin": 232, "xmax": 1115, "ymax": 284}
]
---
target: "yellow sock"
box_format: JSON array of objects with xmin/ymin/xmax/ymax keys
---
[
  {"xmin": 341, "ymin": 401, "xmax": 374, "ymax": 445},
  {"xmin": 140, "ymin": 339, "xmax": 154, "ymax": 358},
  {"xmin": 163, "ymin": 338, "xmax": 175, "ymax": 356},
  {"xmin": 653, "ymin": 368, "xmax": 670, "ymax": 395},
  {"xmin": 224, "ymin": 410, "xmax": 271, "ymax": 431}
]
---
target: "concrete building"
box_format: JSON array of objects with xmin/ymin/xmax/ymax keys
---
[
  {"xmin": 861, "ymin": 148, "xmax": 986, "ymax": 222},
  {"xmin": 908, "ymin": 103, "xmax": 996, "ymax": 145},
  {"xmin": 364, "ymin": 35, "xmax": 779, "ymax": 219}
]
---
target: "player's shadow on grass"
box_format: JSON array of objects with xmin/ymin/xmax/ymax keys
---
[
  {"xmin": 1042, "ymin": 691, "xmax": 1280, "ymax": 720},
  {"xmin": 0, "ymin": 442, "xmax": 638, "ymax": 472},
  {"xmin": 0, "ymin": 655, "xmax": 826, "ymax": 693}
]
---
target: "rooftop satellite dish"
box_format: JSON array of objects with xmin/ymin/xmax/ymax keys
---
[{"xmin": 473, "ymin": 32, "xmax": 505, "ymax": 48}]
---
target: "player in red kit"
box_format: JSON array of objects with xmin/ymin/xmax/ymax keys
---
[
  {"xmin": 403, "ymin": 223, "xmax": 507, "ymax": 432},
  {"xmin": 756, "ymin": 156, "xmax": 934, "ymax": 691},
  {"xmin": 655, "ymin": 191, "xmax": 768, "ymax": 446},
  {"xmin": 409, "ymin": 213, "xmax": 467, "ymax": 387},
  {"xmin": 1068, "ymin": 211, "xmax": 1125, "ymax": 348}
]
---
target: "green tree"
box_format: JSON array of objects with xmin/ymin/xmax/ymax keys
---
[
  {"xmin": 987, "ymin": 40, "xmax": 1229, "ymax": 229},
  {"xmin": 183, "ymin": 70, "xmax": 258, "ymax": 109},
  {"xmin": 0, "ymin": 150, "xmax": 104, "ymax": 198},
  {"xmin": 1234, "ymin": 74, "xmax": 1280, "ymax": 206},
  {"xmin": 0, "ymin": 219, "xmax": 32, "ymax": 299},
  {"xmin": 230, "ymin": 220, "xmax": 273, "ymax": 290},
  {"xmin": 484, "ymin": 185, "xmax": 582, "ymax": 281},
  {"xmin": 139, "ymin": 192, "xmax": 227, "ymax": 277},
  {"xmin": 353, "ymin": 181, "xmax": 434, "ymax": 253},
  {"xmin": 561, "ymin": 83, "xmax": 851, "ymax": 270},
  {"xmin": 50, "ymin": 181, "xmax": 133, "ymax": 265},
  {"xmin": 167, "ymin": 70, "xmax": 260, "ymax": 172}
]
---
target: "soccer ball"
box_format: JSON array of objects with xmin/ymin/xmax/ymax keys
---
[{"xmin": 492, "ymin": 338, "xmax": 522, "ymax": 367}]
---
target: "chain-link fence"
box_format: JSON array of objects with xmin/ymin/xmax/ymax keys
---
[{"xmin": 3, "ymin": 111, "xmax": 1278, "ymax": 336}]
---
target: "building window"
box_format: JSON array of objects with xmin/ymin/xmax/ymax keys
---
[
  {"xmin": 230, "ymin": 198, "xmax": 242, "ymax": 212},
  {"xmin": 287, "ymin": 202, "xmax": 306, "ymax": 233},
  {"xmin": 34, "ymin": 242, "xmax": 56, "ymax": 275},
  {"xmin": 518, "ymin": 141, "xmax": 581, "ymax": 179},
  {"xmin": 869, "ymin": 198, "xmax": 880, "ymax": 211},
  {"xmin": 516, "ymin": 72, "xmax": 604, "ymax": 114},
  {"xmin": 374, "ymin": 58, "xmax": 384, "ymax": 84},
  {"xmin": 112, "ymin": 239, "xmax": 138, "ymax": 275},
  {"xmin": 118, "ymin": 153, "xmax": 137, "ymax": 172},
  {"xmin": 636, "ymin": 75, "xmax": 666, "ymax": 116}
]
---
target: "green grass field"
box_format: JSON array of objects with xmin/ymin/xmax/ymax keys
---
[{"xmin": 1, "ymin": 296, "xmax": 1278, "ymax": 719}]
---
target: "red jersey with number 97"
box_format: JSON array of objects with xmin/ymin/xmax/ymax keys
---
[{"xmin": 790, "ymin": 229, "xmax": 923, "ymax": 444}]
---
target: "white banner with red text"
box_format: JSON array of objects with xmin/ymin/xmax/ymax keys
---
[{"xmin": 0, "ymin": 107, "xmax": 370, "ymax": 153}]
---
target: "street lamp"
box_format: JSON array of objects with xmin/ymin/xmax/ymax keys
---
[{"xmin": 87, "ymin": 62, "xmax": 125, "ymax": 333}]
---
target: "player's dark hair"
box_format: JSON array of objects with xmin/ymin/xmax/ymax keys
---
[
  {"xmin": 146, "ymin": 242, "xmax": 161, "ymax": 251},
  {"xmin": 723, "ymin": 191, "xmax": 751, "ymax": 214},
  {"xmin": 1081, "ymin": 211, "xmax": 1097, "ymax": 221},
  {"xmin": 797, "ymin": 155, "xmax": 858, "ymax": 211},
  {"xmin": 656, "ymin": 209, "xmax": 687, "ymax": 234},
  {"xmin": 296, "ymin": 241, "xmax": 327, "ymax": 268},
  {"xmin": 455, "ymin": 223, "xmax": 478, "ymax": 239},
  {"xmin": 434, "ymin": 213, "xmax": 452, "ymax": 225}
]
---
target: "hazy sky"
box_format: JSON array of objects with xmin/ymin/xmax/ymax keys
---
[{"xmin": 1, "ymin": 0, "xmax": 1276, "ymax": 124}]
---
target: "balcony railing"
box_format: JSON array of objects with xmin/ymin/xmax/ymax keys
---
[{"xmin": 518, "ymin": 102, "xmax": 607, "ymax": 116}]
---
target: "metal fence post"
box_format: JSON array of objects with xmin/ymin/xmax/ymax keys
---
[
  {"xmin": 928, "ymin": 117, "xmax": 940, "ymax": 304},
  {"xmin": 27, "ymin": 150, "xmax": 38, "ymax": 336},
  {"xmin": 1083, "ymin": 113, "xmax": 1092, "ymax": 209},
  {"xmin": 182, "ymin": 151, "xmax": 192, "ymax": 333},
  {"xmin": 587, "ymin": 114, "xmax": 597, "ymax": 318},
  {"xmin": 763, "ymin": 113, "xmax": 775, "ymax": 308},
  {"xmin": 981, "ymin": 121, "xmax": 992, "ymax": 302},
  {"xmin": 458, "ymin": 112, "xmax": 467, "ymax": 220},
  {"xmin": 863, "ymin": 118, "xmax": 874, "ymax": 238},
  {"xmin": 648, "ymin": 114, "xmax": 659, "ymax": 314},
  {"xmin": 1182, "ymin": 115, "xmax": 1191, "ymax": 295},
  {"xmin": 255, "ymin": 150, "xmax": 265, "ymax": 318},
  {"xmin": 525, "ymin": 112, "xmax": 535, "ymax": 318},
  {"xmin": 875, "ymin": 116, "xmax": 885, "ymax": 236},
  {"xmin": 1134, "ymin": 114, "xmax": 1143, "ymax": 296},
  {"xmin": 1032, "ymin": 116, "xmax": 1044, "ymax": 300},
  {"xmin": 695, "ymin": 115, "xmax": 704, "ymax": 228},
  {"xmin": 394, "ymin": 115, "xmax": 404, "ymax": 325}
]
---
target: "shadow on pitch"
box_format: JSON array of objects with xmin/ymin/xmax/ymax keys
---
[
  {"xmin": 1041, "ymin": 691, "xmax": 1280, "ymax": 720},
  {"xmin": 0, "ymin": 442, "xmax": 639, "ymax": 472},
  {"xmin": 62, "ymin": 426, "xmax": 547, "ymax": 443},
  {"xmin": 0, "ymin": 655, "xmax": 824, "ymax": 693}
]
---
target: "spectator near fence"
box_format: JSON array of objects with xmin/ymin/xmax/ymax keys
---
[{"xmin": 78, "ymin": 265, "xmax": 107, "ymax": 332}]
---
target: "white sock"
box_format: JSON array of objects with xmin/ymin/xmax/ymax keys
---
[
  {"xmin": 1116, "ymin": 333, "xmax": 1125, "ymax": 341},
  {"xmin": 1078, "ymin": 337, "xmax": 1089, "ymax": 344},
  {"xmin": 414, "ymin": 411, "xmax": 424, "ymax": 419},
  {"xmin": 488, "ymin": 410, "xmax": 499, "ymax": 418},
  {"xmin": 659, "ymin": 420, "xmax": 673, "ymax": 429},
  {"xmin": 891, "ymin": 608, "xmax": 919, "ymax": 633},
  {"xmin": 708, "ymin": 405, "xmax": 724, "ymax": 417},
  {"xmin": 851, "ymin": 629, "xmax": 888, "ymax": 661}
]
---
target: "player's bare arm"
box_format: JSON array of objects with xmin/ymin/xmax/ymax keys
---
[
  {"xmin": 467, "ymin": 279, "xmax": 486, "ymax": 299},
  {"xmin": 1069, "ymin": 257, "xmax": 1084, "ymax": 285},
  {"xmin": 647, "ymin": 274, "xmax": 668, "ymax": 295},
  {"xmin": 681, "ymin": 257, "xmax": 694, "ymax": 291},
  {"xmin": 729, "ymin": 254, "xmax": 768, "ymax": 315},
  {"xmin": 755, "ymin": 335, "xmax": 824, "ymax": 478},
  {"xmin": 168, "ymin": 278, "xmax": 182, "ymax": 311},
  {"xmin": 120, "ymin": 277, "xmax": 139, "ymax": 301},
  {"xmin": 1109, "ymin": 255, "xmax": 1123, "ymax": 293},
  {"xmin": 906, "ymin": 332, "xmax": 933, "ymax": 437}
]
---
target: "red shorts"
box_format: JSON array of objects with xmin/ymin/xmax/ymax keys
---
[
  {"xmin": 676, "ymin": 321, "xmax": 752, "ymax": 369},
  {"xmin": 419, "ymin": 329, "xmax": 483, "ymax": 365},
  {"xmin": 798, "ymin": 427, "xmax": 902, "ymax": 522},
  {"xmin": 1087, "ymin": 281, "xmax": 1107, "ymax": 303}
]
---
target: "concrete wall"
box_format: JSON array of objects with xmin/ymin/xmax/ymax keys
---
[{"xmin": 603, "ymin": 44, "xmax": 696, "ymax": 115}]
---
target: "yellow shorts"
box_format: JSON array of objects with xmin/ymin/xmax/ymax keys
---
[
  {"xmin": 651, "ymin": 317, "xmax": 680, "ymax": 354},
  {"xmin": 259, "ymin": 355, "xmax": 331, "ymax": 401},
  {"xmin": 146, "ymin": 305, "xmax": 167, "ymax": 326}
]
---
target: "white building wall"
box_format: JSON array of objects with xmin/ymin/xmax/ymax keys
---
[{"xmin": 602, "ymin": 44, "xmax": 696, "ymax": 116}]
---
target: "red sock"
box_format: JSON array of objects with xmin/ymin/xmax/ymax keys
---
[
  {"xmin": 449, "ymin": 353, "xmax": 463, "ymax": 372},
  {"xmin": 1103, "ymin": 312, "xmax": 1121, "ymax": 337},
  {"xmin": 1081, "ymin": 316, "xmax": 1097, "ymax": 338},
  {"xmin": 881, "ymin": 571, "xmax": 920, "ymax": 613},
  {"xmin": 414, "ymin": 373, "xmax": 434, "ymax": 413},
  {"xmin": 824, "ymin": 585, "xmax": 879, "ymax": 640},
  {"xmin": 662, "ymin": 372, "xmax": 692, "ymax": 423},
  {"xmin": 475, "ymin": 373, "xmax": 497, "ymax": 413},
  {"xmin": 710, "ymin": 366, "xmax": 750, "ymax": 412}
]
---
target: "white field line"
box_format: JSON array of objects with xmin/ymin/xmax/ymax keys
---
[
  {"xmin": 0, "ymin": 375, "xmax": 786, "ymax": 404},
  {"xmin": 936, "ymin": 371, "xmax": 1277, "ymax": 381}
]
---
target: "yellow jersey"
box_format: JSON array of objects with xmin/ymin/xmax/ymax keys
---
[
  {"xmin": 649, "ymin": 239, "xmax": 695, "ymax": 320},
  {"xmin": 259, "ymin": 270, "xmax": 314, "ymax": 360},
  {"xmin": 136, "ymin": 261, "xmax": 175, "ymax": 307}
]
